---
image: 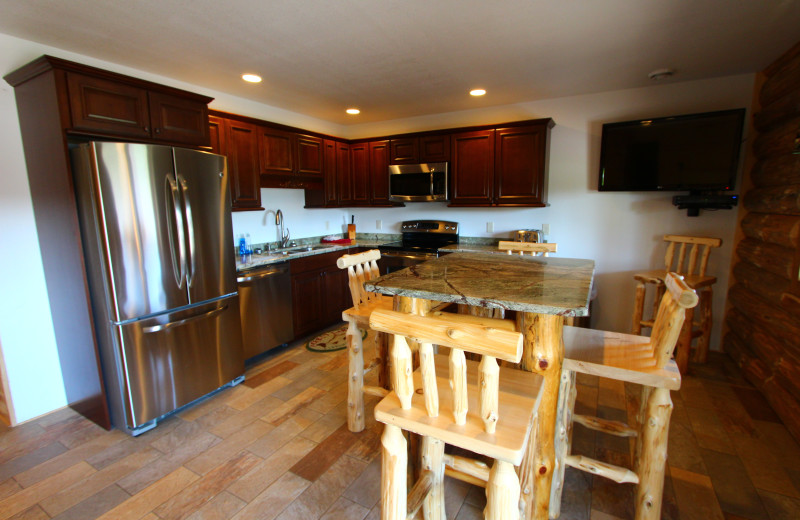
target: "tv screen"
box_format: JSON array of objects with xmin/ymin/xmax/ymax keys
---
[{"xmin": 598, "ymin": 108, "xmax": 745, "ymax": 192}]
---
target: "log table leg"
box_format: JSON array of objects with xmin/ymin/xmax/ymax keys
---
[
  {"xmin": 382, "ymin": 424, "xmax": 407, "ymax": 520},
  {"xmin": 518, "ymin": 312, "xmax": 564, "ymax": 520},
  {"xmin": 421, "ymin": 436, "xmax": 446, "ymax": 520}
]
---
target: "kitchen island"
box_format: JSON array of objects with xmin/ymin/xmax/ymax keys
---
[{"xmin": 365, "ymin": 252, "xmax": 595, "ymax": 519}]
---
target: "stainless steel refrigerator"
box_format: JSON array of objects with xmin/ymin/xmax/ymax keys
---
[{"xmin": 72, "ymin": 142, "xmax": 244, "ymax": 435}]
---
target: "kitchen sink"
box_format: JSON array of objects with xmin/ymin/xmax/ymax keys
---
[{"xmin": 271, "ymin": 244, "xmax": 337, "ymax": 255}]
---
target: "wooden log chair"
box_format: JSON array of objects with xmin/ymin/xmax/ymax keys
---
[
  {"xmin": 631, "ymin": 234, "xmax": 721, "ymax": 372},
  {"xmin": 369, "ymin": 309, "xmax": 544, "ymax": 520},
  {"xmin": 337, "ymin": 249, "xmax": 393, "ymax": 432},
  {"xmin": 549, "ymin": 273, "xmax": 698, "ymax": 520},
  {"xmin": 497, "ymin": 241, "xmax": 557, "ymax": 257}
]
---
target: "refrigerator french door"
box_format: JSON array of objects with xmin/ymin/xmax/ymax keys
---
[{"xmin": 72, "ymin": 142, "xmax": 244, "ymax": 435}]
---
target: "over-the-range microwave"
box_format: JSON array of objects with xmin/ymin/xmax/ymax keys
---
[{"xmin": 388, "ymin": 162, "xmax": 448, "ymax": 202}]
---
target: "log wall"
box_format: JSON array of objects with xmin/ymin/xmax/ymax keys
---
[{"xmin": 724, "ymin": 40, "xmax": 800, "ymax": 442}]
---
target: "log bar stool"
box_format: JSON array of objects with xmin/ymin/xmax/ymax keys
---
[
  {"xmin": 631, "ymin": 234, "xmax": 721, "ymax": 373},
  {"xmin": 497, "ymin": 241, "xmax": 557, "ymax": 257},
  {"xmin": 369, "ymin": 309, "xmax": 544, "ymax": 520},
  {"xmin": 337, "ymin": 249, "xmax": 393, "ymax": 432},
  {"xmin": 550, "ymin": 273, "xmax": 698, "ymax": 520}
]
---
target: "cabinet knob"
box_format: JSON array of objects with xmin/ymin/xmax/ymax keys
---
[
  {"xmin": 144, "ymin": 126, "xmax": 150, "ymax": 133},
  {"xmin": 155, "ymin": 128, "xmax": 161, "ymax": 134}
]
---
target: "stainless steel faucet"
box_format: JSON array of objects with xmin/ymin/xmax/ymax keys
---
[{"xmin": 276, "ymin": 209, "xmax": 290, "ymax": 248}]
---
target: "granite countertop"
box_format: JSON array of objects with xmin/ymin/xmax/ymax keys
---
[
  {"xmin": 439, "ymin": 243, "xmax": 505, "ymax": 254},
  {"xmin": 365, "ymin": 251, "xmax": 595, "ymax": 315},
  {"xmin": 236, "ymin": 239, "xmax": 389, "ymax": 272}
]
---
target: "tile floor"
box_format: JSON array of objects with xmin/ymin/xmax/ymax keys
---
[{"xmin": 1, "ymin": 328, "xmax": 799, "ymax": 519}]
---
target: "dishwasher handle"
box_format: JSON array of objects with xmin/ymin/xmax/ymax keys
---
[{"xmin": 237, "ymin": 265, "xmax": 290, "ymax": 284}]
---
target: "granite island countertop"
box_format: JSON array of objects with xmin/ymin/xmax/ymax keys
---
[{"xmin": 365, "ymin": 251, "xmax": 595, "ymax": 316}]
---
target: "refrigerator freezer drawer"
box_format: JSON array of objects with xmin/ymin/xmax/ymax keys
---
[{"xmin": 115, "ymin": 296, "xmax": 244, "ymax": 429}]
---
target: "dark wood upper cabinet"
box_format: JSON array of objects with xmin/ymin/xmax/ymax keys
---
[
  {"xmin": 493, "ymin": 124, "xmax": 550, "ymax": 206},
  {"xmin": 350, "ymin": 142, "xmax": 370, "ymax": 204},
  {"xmin": 390, "ymin": 134, "xmax": 450, "ymax": 164},
  {"xmin": 259, "ymin": 127, "xmax": 294, "ymax": 175},
  {"xmin": 449, "ymin": 129, "xmax": 495, "ymax": 205},
  {"xmin": 297, "ymin": 134, "xmax": 324, "ymax": 176},
  {"xmin": 336, "ymin": 142, "xmax": 353, "ymax": 205},
  {"xmin": 369, "ymin": 140, "xmax": 392, "ymax": 205},
  {"xmin": 207, "ymin": 115, "xmax": 226, "ymax": 154},
  {"xmin": 323, "ymin": 139, "xmax": 339, "ymax": 206},
  {"xmin": 208, "ymin": 115, "xmax": 262, "ymax": 211},
  {"xmin": 66, "ymin": 71, "xmax": 210, "ymax": 146},
  {"xmin": 259, "ymin": 127, "xmax": 323, "ymax": 188}
]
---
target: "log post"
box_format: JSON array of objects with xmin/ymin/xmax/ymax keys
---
[
  {"xmin": 549, "ymin": 368, "xmax": 576, "ymax": 518},
  {"xmin": 450, "ymin": 348, "xmax": 468, "ymax": 425},
  {"xmin": 382, "ymin": 424, "xmax": 407, "ymax": 520},
  {"xmin": 519, "ymin": 312, "xmax": 564, "ymax": 520},
  {"xmin": 419, "ymin": 342, "xmax": 439, "ymax": 417},
  {"xmin": 346, "ymin": 318, "xmax": 365, "ymax": 432},
  {"xmin": 421, "ymin": 436, "xmax": 446, "ymax": 520},
  {"xmin": 634, "ymin": 387, "xmax": 673, "ymax": 520},
  {"xmin": 391, "ymin": 335, "xmax": 413, "ymax": 410},
  {"xmin": 479, "ymin": 355, "xmax": 500, "ymax": 434},
  {"xmin": 632, "ymin": 281, "xmax": 646, "ymax": 334},
  {"xmin": 486, "ymin": 460, "xmax": 521, "ymax": 520}
]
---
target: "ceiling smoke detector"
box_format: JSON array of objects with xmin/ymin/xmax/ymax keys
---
[{"xmin": 648, "ymin": 68, "xmax": 675, "ymax": 81}]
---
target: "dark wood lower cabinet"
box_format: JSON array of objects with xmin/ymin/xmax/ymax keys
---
[{"xmin": 291, "ymin": 251, "xmax": 350, "ymax": 339}]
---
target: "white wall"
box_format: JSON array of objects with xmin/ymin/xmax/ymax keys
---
[{"xmin": 0, "ymin": 29, "xmax": 754, "ymax": 423}]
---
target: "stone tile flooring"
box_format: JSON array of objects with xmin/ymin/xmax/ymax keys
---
[{"xmin": 1, "ymin": 330, "xmax": 799, "ymax": 519}]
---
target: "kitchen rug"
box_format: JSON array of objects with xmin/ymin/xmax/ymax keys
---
[{"xmin": 305, "ymin": 324, "xmax": 367, "ymax": 353}]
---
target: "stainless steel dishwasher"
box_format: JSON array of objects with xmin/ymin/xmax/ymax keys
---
[{"xmin": 237, "ymin": 262, "xmax": 294, "ymax": 359}]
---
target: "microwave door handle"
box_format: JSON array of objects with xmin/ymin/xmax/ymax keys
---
[
  {"xmin": 165, "ymin": 175, "xmax": 186, "ymax": 288},
  {"xmin": 178, "ymin": 175, "xmax": 197, "ymax": 287}
]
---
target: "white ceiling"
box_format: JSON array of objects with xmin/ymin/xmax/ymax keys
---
[{"xmin": 1, "ymin": 0, "xmax": 799, "ymax": 125}]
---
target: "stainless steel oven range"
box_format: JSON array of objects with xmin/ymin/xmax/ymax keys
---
[{"xmin": 378, "ymin": 220, "xmax": 459, "ymax": 273}]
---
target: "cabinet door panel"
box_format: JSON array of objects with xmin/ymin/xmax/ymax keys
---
[
  {"xmin": 208, "ymin": 115, "xmax": 226, "ymax": 155},
  {"xmin": 350, "ymin": 143, "xmax": 370, "ymax": 204},
  {"xmin": 291, "ymin": 269, "xmax": 325, "ymax": 338},
  {"xmin": 260, "ymin": 128, "xmax": 294, "ymax": 175},
  {"xmin": 323, "ymin": 139, "xmax": 339, "ymax": 206},
  {"xmin": 390, "ymin": 138, "xmax": 418, "ymax": 164},
  {"xmin": 297, "ymin": 134, "xmax": 323, "ymax": 176},
  {"xmin": 337, "ymin": 142, "xmax": 353, "ymax": 204},
  {"xmin": 148, "ymin": 91, "xmax": 209, "ymax": 146},
  {"xmin": 450, "ymin": 130, "xmax": 495, "ymax": 205},
  {"xmin": 369, "ymin": 140, "xmax": 391, "ymax": 205},
  {"xmin": 419, "ymin": 134, "xmax": 450, "ymax": 162},
  {"xmin": 227, "ymin": 120, "xmax": 263, "ymax": 211},
  {"xmin": 494, "ymin": 125, "xmax": 548, "ymax": 206},
  {"xmin": 67, "ymin": 72, "xmax": 150, "ymax": 139}
]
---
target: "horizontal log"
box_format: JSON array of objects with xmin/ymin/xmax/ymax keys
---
[
  {"xmin": 750, "ymin": 154, "xmax": 800, "ymax": 188},
  {"xmin": 732, "ymin": 260, "xmax": 793, "ymax": 302},
  {"xmin": 754, "ymin": 92, "xmax": 800, "ymax": 132},
  {"xmin": 724, "ymin": 308, "xmax": 787, "ymax": 370},
  {"xmin": 722, "ymin": 330, "xmax": 755, "ymax": 369},
  {"xmin": 363, "ymin": 385, "xmax": 389, "ymax": 398},
  {"xmin": 573, "ymin": 414, "xmax": 637, "ymax": 437},
  {"xmin": 735, "ymin": 238, "xmax": 797, "ymax": 280},
  {"xmin": 740, "ymin": 212, "xmax": 800, "ymax": 248},
  {"xmin": 783, "ymin": 293, "xmax": 800, "ymax": 319},
  {"xmin": 752, "ymin": 115, "xmax": 800, "ymax": 159},
  {"xmin": 565, "ymin": 455, "xmax": 639, "ymax": 484},
  {"xmin": 744, "ymin": 184, "xmax": 800, "ymax": 216},
  {"xmin": 444, "ymin": 467, "xmax": 487, "ymax": 488},
  {"xmin": 776, "ymin": 358, "xmax": 800, "ymax": 404},
  {"xmin": 760, "ymin": 41, "xmax": 800, "ymax": 107},
  {"xmin": 760, "ymin": 375, "xmax": 800, "ymax": 444},
  {"xmin": 727, "ymin": 285, "xmax": 800, "ymax": 353},
  {"xmin": 443, "ymin": 454, "xmax": 490, "ymax": 482}
]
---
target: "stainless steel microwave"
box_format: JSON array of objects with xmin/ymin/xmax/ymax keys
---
[{"xmin": 388, "ymin": 162, "xmax": 448, "ymax": 202}]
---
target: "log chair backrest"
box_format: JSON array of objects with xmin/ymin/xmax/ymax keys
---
[
  {"xmin": 369, "ymin": 309, "xmax": 523, "ymax": 434},
  {"xmin": 497, "ymin": 241, "xmax": 557, "ymax": 257},
  {"xmin": 650, "ymin": 272, "xmax": 699, "ymax": 368},
  {"xmin": 662, "ymin": 235, "xmax": 722, "ymax": 276},
  {"xmin": 336, "ymin": 249, "xmax": 382, "ymax": 309}
]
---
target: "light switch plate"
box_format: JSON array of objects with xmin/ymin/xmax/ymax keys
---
[
  {"xmin": 376, "ymin": 219, "xmax": 382, "ymax": 230},
  {"xmin": 542, "ymin": 223, "xmax": 550, "ymax": 235},
  {"xmin": 487, "ymin": 221, "xmax": 494, "ymax": 233}
]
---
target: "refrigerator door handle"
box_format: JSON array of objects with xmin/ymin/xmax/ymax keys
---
[
  {"xmin": 179, "ymin": 175, "xmax": 197, "ymax": 288},
  {"xmin": 165, "ymin": 175, "xmax": 187, "ymax": 288},
  {"xmin": 141, "ymin": 304, "xmax": 228, "ymax": 333}
]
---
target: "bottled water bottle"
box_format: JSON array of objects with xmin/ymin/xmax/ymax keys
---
[{"xmin": 238, "ymin": 234, "xmax": 247, "ymax": 264}]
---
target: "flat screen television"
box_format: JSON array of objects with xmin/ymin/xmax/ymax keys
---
[{"xmin": 598, "ymin": 108, "xmax": 745, "ymax": 192}]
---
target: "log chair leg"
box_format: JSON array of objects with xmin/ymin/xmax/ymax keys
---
[
  {"xmin": 421, "ymin": 436, "xmax": 446, "ymax": 520},
  {"xmin": 486, "ymin": 460, "xmax": 521, "ymax": 520},
  {"xmin": 346, "ymin": 319, "xmax": 366, "ymax": 433},
  {"xmin": 692, "ymin": 288, "xmax": 713, "ymax": 363},
  {"xmin": 382, "ymin": 424, "xmax": 407, "ymax": 520},
  {"xmin": 549, "ymin": 369, "xmax": 577, "ymax": 518},
  {"xmin": 632, "ymin": 280, "xmax": 646, "ymax": 334},
  {"xmin": 519, "ymin": 312, "xmax": 564, "ymax": 520},
  {"xmin": 634, "ymin": 387, "xmax": 673, "ymax": 520},
  {"xmin": 674, "ymin": 306, "xmax": 694, "ymax": 375}
]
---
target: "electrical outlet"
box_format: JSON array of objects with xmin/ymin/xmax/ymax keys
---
[
  {"xmin": 542, "ymin": 223, "xmax": 550, "ymax": 235},
  {"xmin": 487, "ymin": 221, "xmax": 494, "ymax": 233},
  {"xmin": 376, "ymin": 219, "xmax": 382, "ymax": 230},
  {"xmin": 325, "ymin": 221, "xmax": 330, "ymax": 231}
]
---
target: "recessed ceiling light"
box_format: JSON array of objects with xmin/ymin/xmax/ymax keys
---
[
  {"xmin": 241, "ymin": 73, "xmax": 262, "ymax": 83},
  {"xmin": 346, "ymin": 108, "xmax": 360, "ymax": 115},
  {"xmin": 470, "ymin": 89, "xmax": 486, "ymax": 96},
  {"xmin": 648, "ymin": 69, "xmax": 674, "ymax": 81}
]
